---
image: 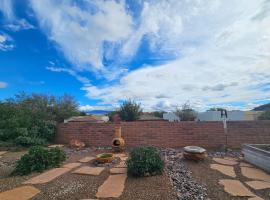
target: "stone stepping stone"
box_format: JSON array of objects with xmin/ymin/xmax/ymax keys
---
[
  {"xmin": 115, "ymin": 161, "xmax": 127, "ymax": 168},
  {"xmin": 110, "ymin": 167, "xmax": 127, "ymax": 174},
  {"xmin": 79, "ymin": 156, "xmax": 95, "ymax": 163},
  {"xmin": 240, "ymin": 162, "xmax": 254, "ymax": 168},
  {"xmin": 241, "ymin": 167, "xmax": 270, "ymax": 182},
  {"xmin": 248, "ymin": 196, "xmax": 264, "ymax": 200},
  {"xmin": 72, "ymin": 166, "xmax": 104, "ymax": 176},
  {"xmin": 213, "ymin": 158, "xmax": 238, "ymax": 166},
  {"xmin": 224, "ymin": 157, "xmax": 238, "ymax": 161},
  {"xmin": 0, "ymin": 185, "xmax": 40, "ymax": 200},
  {"xmin": 219, "ymin": 179, "xmax": 255, "ymax": 197},
  {"xmin": 246, "ymin": 180, "xmax": 270, "ymax": 190},
  {"xmin": 48, "ymin": 144, "xmax": 64, "ymax": 148},
  {"xmin": 0, "ymin": 151, "xmax": 7, "ymax": 156},
  {"xmin": 62, "ymin": 162, "xmax": 82, "ymax": 169},
  {"xmin": 210, "ymin": 164, "xmax": 236, "ymax": 178},
  {"xmin": 23, "ymin": 168, "xmax": 71, "ymax": 184},
  {"xmin": 96, "ymin": 174, "xmax": 127, "ymax": 198}
]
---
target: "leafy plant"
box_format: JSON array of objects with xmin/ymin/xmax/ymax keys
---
[
  {"xmin": 174, "ymin": 102, "xmax": 197, "ymax": 121},
  {"xmin": 14, "ymin": 136, "xmax": 47, "ymax": 147},
  {"xmin": 13, "ymin": 146, "xmax": 66, "ymax": 175},
  {"xmin": 258, "ymin": 110, "xmax": 270, "ymax": 120},
  {"xmin": 119, "ymin": 100, "xmax": 142, "ymax": 121},
  {"xmin": 127, "ymin": 147, "xmax": 164, "ymax": 177}
]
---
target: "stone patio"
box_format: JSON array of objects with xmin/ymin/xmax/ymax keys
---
[
  {"xmin": 79, "ymin": 156, "xmax": 95, "ymax": 163},
  {"xmin": 218, "ymin": 179, "xmax": 255, "ymax": 197},
  {"xmin": 241, "ymin": 166, "xmax": 270, "ymax": 182},
  {"xmin": 210, "ymin": 164, "xmax": 236, "ymax": 177}
]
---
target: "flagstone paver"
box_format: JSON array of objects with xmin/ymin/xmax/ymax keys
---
[
  {"xmin": 241, "ymin": 167, "xmax": 270, "ymax": 182},
  {"xmin": 48, "ymin": 144, "xmax": 64, "ymax": 148},
  {"xmin": 224, "ymin": 157, "xmax": 238, "ymax": 161},
  {"xmin": 62, "ymin": 162, "xmax": 82, "ymax": 169},
  {"xmin": 246, "ymin": 180, "xmax": 270, "ymax": 190},
  {"xmin": 240, "ymin": 162, "xmax": 254, "ymax": 168},
  {"xmin": 0, "ymin": 151, "xmax": 7, "ymax": 156},
  {"xmin": 213, "ymin": 158, "xmax": 238, "ymax": 166},
  {"xmin": 23, "ymin": 167, "xmax": 71, "ymax": 184},
  {"xmin": 79, "ymin": 156, "xmax": 95, "ymax": 163},
  {"xmin": 0, "ymin": 186, "xmax": 40, "ymax": 200},
  {"xmin": 115, "ymin": 161, "xmax": 127, "ymax": 168},
  {"xmin": 219, "ymin": 179, "xmax": 255, "ymax": 197},
  {"xmin": 72, "ymin": 166, "xmax": 104, "ymax": 176},
  {"xmin": 248, "ymin": 196, "xmax": 264, "ymax": 200},
  {"xmin": 110, "ymin": 167, "xmax": 127, "ymax": 174},
  {"xmin": 210, "ymin": 164, "xmax": 236, "ymax": 178},
  {"xmin": 96, "ymin": 174, "xmax": 127, "ymax": 198}
]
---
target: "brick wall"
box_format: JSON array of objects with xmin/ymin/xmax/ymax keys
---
[{"xmin": 56, "ymin": 120, "xmax": 270, "ymax": 148}]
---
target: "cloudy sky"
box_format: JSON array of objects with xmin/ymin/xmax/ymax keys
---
[{"xmin": 0, "ymin": 0, "xmax": 270, "ymax": 112}]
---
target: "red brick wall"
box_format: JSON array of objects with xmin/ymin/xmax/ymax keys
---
[{"xmin": 56, "ymin": 121, "xmax": 270, "ymax": 148}]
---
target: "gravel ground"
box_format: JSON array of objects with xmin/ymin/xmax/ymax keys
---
[{"xmin": 0, "ymin": 147, "xmax": 176, "ymax": 200}]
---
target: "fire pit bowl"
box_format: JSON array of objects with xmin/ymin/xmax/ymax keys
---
[
  {"xmin": 183, "ymin": 146, "xmax": 207, "ymax": 161},
  {"xmin": 96, "ymin": 153, "xmax": 115, "ymax": 163},
  {"xmin": 242, "ymin": 144, "xmax": 270, "ymax": 172}
]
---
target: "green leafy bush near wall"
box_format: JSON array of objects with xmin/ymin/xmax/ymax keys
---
[
  {"xmin": 13, "ymin": 146, "xmax": 66, "ymax": 175},
  {"xmin": 0, "ymin": 92, "xmax": 83, "ymax": 147},
  {"xmin": 127, "ymin": 147, "xmax": 164, "ymax": 177}
]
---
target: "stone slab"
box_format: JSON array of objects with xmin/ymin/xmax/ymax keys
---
[
  {"xmin": 0, "ymin": 151, "xmax": 7, "ymax": 156},
  {"xmin": 96, "ymin": 174, "xmax": 127, "ymax": 198},
  {"xmin": 246, "ymin": 180, "xmax": 270, "ymax": 190},
  {"xmin": 79, "ymin": 156, "xmax": 95, "ymax": 163},
  {"xmin": 0, "ymin": 186, "xmax": 40, "ymax": 200},
  {"xmin": 213, "ymin": 158, "xmax": 238, "ymax": 166},
  {"xmin": 219, "ymin": 179, "xmax": 255, "ymax": 197},
  {"xmin": 241, "ymin": 167, "xmax": 270, "ymax": 182},
  {"xmin": 62, "ymin": 162, "xmax": 82, "ymax": 169},
  {"xmin": 110, "ymin": 167, "xmax": 127, "ymax": 174},
  {"xmin": 240, "ymin": 162, "xmax": 254, "ymax": 168},
  {"xmin": 248, "ymin": 196, "xmax": 264, "ymax": 200},
  {"xmin": 72, "ymin": 166, "xmax": 104, "ymax": 176},
  {"xmin": 23, "ymin": 168, "xmax": 71, "ymax": 184},
  {"xmin": 48, "ymin": 144, "xmax": 64, "ymax": 148},
  {"xmin": 115, "ymin": 161, "xmax": 127, "ymax": 168},
  {"xmin": 210, "ymin": 164, "xmax": 236, "ymax": 178},
  {"xmin": 224, "ymin": 157, "xmax": 238, "ymax": 161}
]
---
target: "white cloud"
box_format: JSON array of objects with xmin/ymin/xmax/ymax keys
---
[
  {"xmin": 78, "ymin": 104, "xmax": 114, "ymax": 112},
  {"xmin": 28, "ymin": 0, "xmax": 270, "ymax": 110},
  {"xmin": 0, "ymin": 0, "xmax": 34, "ymax": 31},
  {"xmin": 0, "ymin": 81, "xmax": 8, "ymax": 88},
  {"xmin": 30, "ymin": 0, "xmax": 133, "ymax": 72},
  {"xmin": 46, "ymin": 66, "xmax": 90, "ymax": 84},
  {"xmin": 0, "ymin": 33, "xmax": 14, "ymax": 51},
  {"xmin": 81, "ymin": 0, "xmax": 270, "ymax": 111}
]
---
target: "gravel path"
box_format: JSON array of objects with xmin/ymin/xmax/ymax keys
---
[{"xmin": 163, "ymin": 148, "xmax": 208, "ymax": 200}]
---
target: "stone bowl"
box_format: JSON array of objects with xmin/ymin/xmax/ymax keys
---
[{"xmin": 96, "ymin": 153, "xmax": 115, "ymax": 163}]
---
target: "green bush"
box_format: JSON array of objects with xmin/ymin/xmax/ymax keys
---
[
  {"xmin": 13, "ymin": 146, "xmax": 66, "ymax": 175},
  {"xmin": 14, "ymin": 136, "xmax": 47, "ymax": 147},
  {"xmin": 127, "ymin": 147, "xmax": 164, "ymax": 177}
]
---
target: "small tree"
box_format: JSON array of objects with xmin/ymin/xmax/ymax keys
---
[
  {"xmin": 119, "ymin": 100, "xmax": 142, "ymax": 121},
  {"xmin": 258, "ymin": 110, "xmax": 270, "ymax": 120},
  {"xmin": 174, "ymin": 102, "xmax": 197, "ymax": 121}
]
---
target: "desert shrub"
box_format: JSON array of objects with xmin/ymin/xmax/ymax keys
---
[
  {"xmin": 13, "ymin": 146, "xmax": 66, "ymax": 175},
  {"xmin": 119, "ymin": 100, "xmax": 142, "ymax": 121},
  {"xmin": 127, "ymin": 147, "xmax": 164, "ymax": 177},
  {"xmin": 174, "ymin": 102, "xmax": 197, "ymax": 121},
  {"xmin": 258, "ymin": 110, "xmax": 270, "ymax": 120},
  {"xmin": 14, "ymin": 136, "xmax": 47, "ymax": 147}
]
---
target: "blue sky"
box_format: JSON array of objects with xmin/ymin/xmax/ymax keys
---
[{"xmin": 0, "ymin": 0, "xmax": 270, "ymax": 112}]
